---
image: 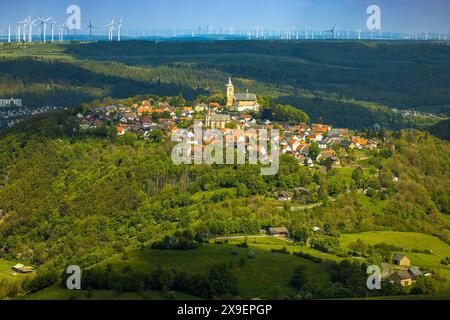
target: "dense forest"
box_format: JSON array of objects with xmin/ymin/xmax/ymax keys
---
[
  {"xmin": 65, "ymin": 41, "xmax": 450, "ymax": 112},
  {"xmin": 0, "ymin": 41, "xmax": 449, "ymax": 132}
]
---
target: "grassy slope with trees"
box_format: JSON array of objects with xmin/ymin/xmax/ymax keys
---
[{"xmin": 0, "ymin": 109, "xmax": 449, "ymax": 299}]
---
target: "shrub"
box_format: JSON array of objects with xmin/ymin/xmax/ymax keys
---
[
  {"xmin": 293, "ymin": 251, "xmax": 322, "ymax": 264},
  {"xmin": 236, "ymin": 241, "xmax": 249, "ymax": 249},
  {"xmin": 411, "ymin": 249, "xmax": 433, "ymax": 255},
  {"xmin": 310, "ymin": 235, "xmax": 341, "ymax": 254},
  {"xmin": 151, "ymin": 231, "xmax": 199, "ymax": 251},
  {"xmin": 271, "ymin": 247, "xmax": 290, "ymax": 255},
  {"xmin": 290, "ymin": 266, "xmax": 307, "ymax": 290}
]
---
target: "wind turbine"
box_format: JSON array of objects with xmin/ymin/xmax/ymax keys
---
[
  {"xmin": 106, "ymin": 19, "xmax": 115, "ymax": 42},
  {"xmin": 16, "ymin": 22, "xmax": 22, "ymax": 42},
  {"xmin": 17, "ymin": 18, "xmax": 29, "ymax": 42},
  {"xmin": 8, "ymin": 25, "xmax": 11, "ymax": 43},
  {"xmin": 87, "ymin": 19, "xmax": 95, "ymax": 40},
  {"xmin": 325, "ymin": 25, "xmax": 336, "ymax": 40},
  {"xmin": 21, "ymin": 16, "xmax": 31, "ymax": 42},
  {"xmin": 38, "ymin": 16, "xmax": 52, "ymax": 43},
  {"xmin": 49, "ymin": 19, "xmax": 58, "ymax": 43},
  {"xmin": 28, "ymin": 18, "xmax": 38, "ymax": 42},
  {"xmin": 57, "ymin": 23, "xmax": 66, "ymax": 42},
  {"xmin": 116, "ymin": 18, "xmax": 123, "ymax": 42}
]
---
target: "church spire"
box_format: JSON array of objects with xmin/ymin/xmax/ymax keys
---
[{"xmin": 226, "ymin": 77, "xmax": 234, "ymax": 108}]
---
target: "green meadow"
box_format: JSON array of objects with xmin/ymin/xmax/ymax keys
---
[
  {"xmin": 23, "ymin": 231, "xmax": 450, "ymax": 300},
  {"xmin": 26, "ymin": 243, "xmax": 331, "ymax": 300},
  {"xmin": 341, "ymin": 232, "xmax": 450, "ymax": 278}
]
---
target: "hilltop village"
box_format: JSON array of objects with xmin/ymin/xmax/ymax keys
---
[{"xmin": 76, "ymin": 79, "xmax": 381, "ymax": 168}]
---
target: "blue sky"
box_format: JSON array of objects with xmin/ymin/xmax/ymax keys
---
[{"xmin": 0, "ymin": 0, "xmax": 449, "ymax": 33}]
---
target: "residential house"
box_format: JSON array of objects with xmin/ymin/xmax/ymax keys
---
[
  {"xmin": 209, "ymin": 102, "xmax": 221, "ymax": 111},
  {"xmin": 298, "ymin": 144, "xmax": 310, "ymax": 157},
  {"xmin": 312, "ymin": 124, "xmax": 331, "ymax": 134},
  {"xmin": 195, "ymin": 103, "xmax": 208, "ymax": 113},
  {"xmin": 277, "ymin": 191, "xmax": 292, "ymax": 201},
  {"xmin": 181, "ymin": 107, "xmax": 194, "ymax": 117},
  {"xmin": 380, "ymin": 262, "xmax": 394, "ymax": 280},
  {"xmin": 318, "ymin": 140, "xmax": 327, "ymax": 149},
  {"xmin": 226, "ymin": 78, "xmax": 260, "ymax": 112},
  {"xmin": 117, "ymin": 125, "xmax": 128, "ymax": 136},
  {"xmin": 338, "ymin": 128, "xmax": 349, "ymax": 137},
  {"xmin": 340, "ymin": 140, "xmax": 356, "ymax": 150},
  {"xmin": 138, "ymin": 106, "xmax": 153, "ymax": 115}
]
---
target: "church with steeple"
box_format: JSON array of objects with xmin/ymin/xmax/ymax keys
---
[{"xmin": 226, "ymin": 77, "xmax": 260, "ymax": 113}]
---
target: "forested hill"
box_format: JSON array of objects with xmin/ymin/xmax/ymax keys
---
[
  {"xmin": 65, "ymin": 40, "xmax": 450, "ymax": 112},
  {"xmin": 0, "ymin": 112, "xmax": 449, "ymax": 275},
  {"xmin": 0, "ymin": 41, "xmax": 449, "ymax": 131}
]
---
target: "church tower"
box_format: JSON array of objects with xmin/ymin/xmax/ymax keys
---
[{"xmin": 226, "ymin": 77, "xmax": 234, "ymax": 108}]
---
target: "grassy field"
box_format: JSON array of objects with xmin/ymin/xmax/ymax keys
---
[
  {"xmin": 0, "ymin": 43, "xmax": 71, "ymax": 60},
  {"xmin": 22, "ymin": 232, "xmax": 450, "ymax": 300},
  {"xmin": 0, "ymin": 258, "xmax": 31, "ymax": 299},
  {"xmin": 0, "ymin": 258, "xmax": 29, "ymax": 281},
  {"xmin": 25, "ymin": 285, "xmax": 199, "ymax": 301},
  {"xmin": 222, "ymin": 236, "xmax": 344, "ymax": 262},
  {"xmin": 26, "ymin": 243, "xmax": 331, "ymax": 300},
  {"xmin": 0, "ymin": 258, "xmax": 12, "ymax": 279}
]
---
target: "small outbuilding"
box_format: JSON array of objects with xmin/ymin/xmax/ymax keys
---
[
  {"xmin": 268, "ymin": 227, "xmax": 290, "ymax": 237},
  {"xmin": 12, "ymin": 263, "xmax": 34, "ymax": 274},
  {"xmin": 277, "ymin": 191, "xmax": 292, "ymax": 201}
]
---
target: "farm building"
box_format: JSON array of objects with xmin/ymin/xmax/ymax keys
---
[
  {"xmin": 408, "ymin": 266, "xmax": 422, "ymax": 280},
  {"xmin": 268, "ymin": 227, "xmax": 290, "ymax": 237},
  {"xmin": 393, "ymin": 254, "xmax": 410, "ymax": 267},
  {"xmin": 391, "ymin": 270, "xmax": 415, "ymax": 287}
]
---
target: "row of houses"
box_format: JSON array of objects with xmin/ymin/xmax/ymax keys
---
[
  {"xmin": 279, "ymin": 123, "xmax": 380, "ymax": 167},
  {"xmin": 78, "ymin": 99, "xmax": 379, "ymax": 168}
]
